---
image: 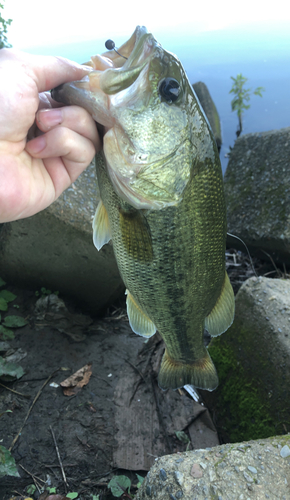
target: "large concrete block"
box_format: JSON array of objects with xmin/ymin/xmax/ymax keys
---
[{"xmin": 224, "ymin": 127, "xmax": 290, "ymax": 265}]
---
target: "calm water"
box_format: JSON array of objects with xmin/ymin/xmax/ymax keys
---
[{"xmin": 26, "ymin": 24, "xmax": 290, "ymax": 173}]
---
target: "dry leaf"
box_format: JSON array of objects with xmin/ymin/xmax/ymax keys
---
[{"xmin": 60, "ymin": 363, "xmax": 92, "ymax": 396}]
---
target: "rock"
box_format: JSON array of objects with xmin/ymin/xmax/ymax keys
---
[
  {"xmin": 136, "ymin": 435, "xmax": 290, "ymax": 500},
  {"xmin": 0, "ymin": 161, "xmax": 124, "ymax": 312},
  {"xmin": 203, "ymin": 276, "xmax": 290, "ymax": 443},
  {"xmin": 224, "ymin": 127, "xmax": 290, "ymax": 266},
  {"xmin": 192, "ymin": 81, "xmax": 222, "ymax": 151}
]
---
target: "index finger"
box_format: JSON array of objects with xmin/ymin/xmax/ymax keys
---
[{"xmin": 0, "ymin": 48, "xmax": 92, "ymax": 93}]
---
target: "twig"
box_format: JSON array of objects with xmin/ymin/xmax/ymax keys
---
[
  {"xmin": 129, "ymin": 347, "xmax": 156, "ymax": 406},
  {"xmin": 44, "ymin": 463, "xmax": 77, "ymax": 468},
  {"xmin": 150, "ymin": 375, "xmax": 172, "ymax": 454},
  {"xmin": 19, "ymin": 464, "xmax": 45, "ymax": 492},
  {"xmin": 261, "ymin": 250, "xmax": 281, "ymax": 277},
  {"xmin": 50, "ymin": 425, "xmax": 68, "ymax": 492},
  {"xmin": 125, "ymin": 359, "xmax": 146, "ymax": 383},
  {"xmin": 9, "ymin": 369, "xmax": 60, "ymax": 452},
  {"xmin": 0, "ymin": 382, "xmax": 31, "ymax": 398}
]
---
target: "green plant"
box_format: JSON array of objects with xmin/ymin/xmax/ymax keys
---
[
  {"xmin": 0, "ymin": 278, "xmax": 28, "ymax": 341},
  {"xmin": 108, "ymin": 474, "xmax": 145, "ymax": 498},
  {"xmin": 230, "ymin": 73, "xmax": 264, "ymax": 137},
  {"xmin": 47, "ymin": 487, "xmax": 57, "ymax": 494},
  {"xmin": 35, "ymin": 287, "xmax": 59, "ymax": 297},
  {"xmin": 26, "ymin": 484, "xmax": 37, "ymax": 495},
  {"xmin": 0, "ymin": 1, "xmax": 12, "ymax": 49},
  {"xmin": 175, "ymin": 430, "xmax": 191, "ymax": 451}
]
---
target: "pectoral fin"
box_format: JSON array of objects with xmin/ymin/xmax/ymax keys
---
[
  {"xmin": 126, "ymin": 290, "xmax": 156, "ymax": 338},
  {"xmin": 92, "ymin": 200, "xmax": 111, "ymax": 250},
  {"xmin": 119, "ymin": 209, "xmax": 153, "ymax": 262},
  {"xmin": 205, "ymin": 272, "xmax": 235, "ymax": 337}
]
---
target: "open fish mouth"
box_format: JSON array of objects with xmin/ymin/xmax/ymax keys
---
[
  {"xmin": 86, "ymin": 26, "xmax": 157, "ymax": 95},
  {"xmin": 52, "ymin": 27, "xmax": 159, "ymax": 128}
]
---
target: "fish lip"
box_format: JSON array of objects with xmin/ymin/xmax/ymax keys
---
[{"xmin": 99, "ymin": 27, "xmax": 158, "ymax": 95}]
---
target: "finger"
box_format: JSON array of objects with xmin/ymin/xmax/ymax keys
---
[
  {"xmin": 35, "ymin": 105, "xmax": 101, "ymax": 150},
  {"xmin": 0, "ymin": 49, "xmax": 92, "ymax": 93},
  {"xmin": 26, "ymin": 126, "xmax": 96, "ymax": 186},
  {"xmin": 32, "ymin": 54, "xmax": 92, "ymax": 93}
]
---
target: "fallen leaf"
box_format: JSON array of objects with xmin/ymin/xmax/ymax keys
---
[
  {"xmin": 0, "ymin": 445, "xmax": 19, "ymax": 477},
  {"xmin": 3, "ymin": 315, "xmax": 28, "ymax": 328},
  {"xmin": 0, "ymin": 356, "xmax": 24, "ymax": 381},
  {"xmin": 191, "ymin": 463, "xmax": 203, "ymax": 478},
  {"xmin": 60, "ymin": 363, "xmax": 92, "ymax": 396}
]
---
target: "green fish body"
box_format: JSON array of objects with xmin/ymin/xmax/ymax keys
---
[{"xmin": 52, "ymin": 26, "xmax": 235, "ymax": 391}]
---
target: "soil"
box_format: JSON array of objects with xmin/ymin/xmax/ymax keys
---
[{"xmin": 0, "ymin": 249, "xmax": 277, "ymax": 500}]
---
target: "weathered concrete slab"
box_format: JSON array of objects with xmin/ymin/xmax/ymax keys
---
[
  {"xmin": 136, "ymin": 435, "xmax": 290, "ymax": 500},
  {"xmin": 0, "ymin": 161, "xmax": 124, "ymax": 312},
  {"xmin": 204, "ymin": 276, "xmax": 290, "ymax": 443},
  {"xmin": 224, "ymin": 127, "xmax": 290, "ymax": 266},
  {"xmin": 192, "ymin": 81, "xmax": 222, "ymax": 151}
]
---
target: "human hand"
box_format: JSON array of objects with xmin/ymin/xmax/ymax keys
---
[{"xmin": 0, "ymin": 49, "xmax": 101, "ymax": 223}]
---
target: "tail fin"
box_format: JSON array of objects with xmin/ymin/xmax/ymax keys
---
[{"xmin": 158, "ymin": 348, "xmax": 218, "ymax": 391}]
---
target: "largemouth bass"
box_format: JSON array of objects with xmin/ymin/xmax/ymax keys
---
[{"xmin": 52, "ymin": 26, "xmax": 235, "ymax": 391}]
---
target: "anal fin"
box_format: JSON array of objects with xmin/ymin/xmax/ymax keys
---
[
  {"xmin": 158, "ymin": 348, "xmax": 218, "ymax": 391},
  {"xmin": 92, "ymin": 200, "xmax": 111, "ymax": 250},
  {"xmin": 205, "ymin": 272, "xmax": 235, "ymax": 337},
  {"xmin": 126, "ymin": 290, "xmax": 156, "ymax": 338}
]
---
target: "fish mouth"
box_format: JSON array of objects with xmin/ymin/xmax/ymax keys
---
[{"xmin": 91, "ymin": 26, "xmax": 158, "ymax": 96}]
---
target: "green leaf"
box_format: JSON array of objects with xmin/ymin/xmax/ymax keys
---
[
  {"xmin": 92, "ymin": 496, "xmax": 100, "ymax": 500},
  {"xmin": 26, "ymin": 484, "xmax": 37, "ymax": 495},
  {"xmin": 66, "ymin": 493, "xmax": 78, "ymax": 499},
  {"xmin": 0, "ymin": 356, "xmax": 24, "ymax": 380},
  {"xmin": 0, "ymin": 298, "xmax": 8, "ymax": 312},
  {"xmin": 0, "ymin": 278, "xmax": 6, "ymax": 287},
  {"xmin": 47, "ymin": 487, "xmax": 57, "ymax": 493},
  {"xmin": 0, "ymin": 445, "xmax": 19, "ymax": 477},
  {"xmin": 2, "ymin": 316, "xmax": 28, "ymax": 328},
  {"xmin": 108, "ymin": 475, "xmax": 131, "ymax": 497},
  {"xmin": 136, "ymin": 473, "xmax": 145, "ymax": 488},
  {"xmin": 0, "ymin": 325, "xmax": 14, "ymax": 340},
  {"xmin": 0, "ymin": 290, "xmax": 16, "ymax": 303},
  {"xmin": 175, "ymin": 430, "xmax": 190, "ymax": 444}
]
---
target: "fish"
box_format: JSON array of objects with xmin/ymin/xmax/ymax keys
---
[{"xmin": 52, "ymin": 26, "xmax": 235, "ymax": 391}]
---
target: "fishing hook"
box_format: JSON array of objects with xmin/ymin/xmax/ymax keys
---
[{"xmin": 105, "ymin": 39, "xmax": 128, "ymax": 60}]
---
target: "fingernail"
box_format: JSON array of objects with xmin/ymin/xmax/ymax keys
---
[
  {"xmin": 27, "ymin": 135, "xmax": 46, "ymax": 153},
  {"xmin": 37, "ymin": 108, "xmax": 63, "ymax": 129}
]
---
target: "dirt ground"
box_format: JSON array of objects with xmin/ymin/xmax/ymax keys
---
[
  {"xmin": 0, "ymin": 286, "xmax": 219, "ymax": 500},
  {"xmin": 0, "ymin": 249, "xmax": 275, "ymax": 500}
]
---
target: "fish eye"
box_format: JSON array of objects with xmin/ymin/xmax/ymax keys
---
[{"xmin": 159, "ymin": 78, "xmax": 181, "ymax": 103}]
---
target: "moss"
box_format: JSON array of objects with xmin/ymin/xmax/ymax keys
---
[{"xmin": 209, "ymin": 337, "xmax": 277, "ymax": 442}]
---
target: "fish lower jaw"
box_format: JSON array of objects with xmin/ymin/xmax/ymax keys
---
[{"xmin": 158, "ymin": 348, "xmax": 218, "ymax": 392}]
